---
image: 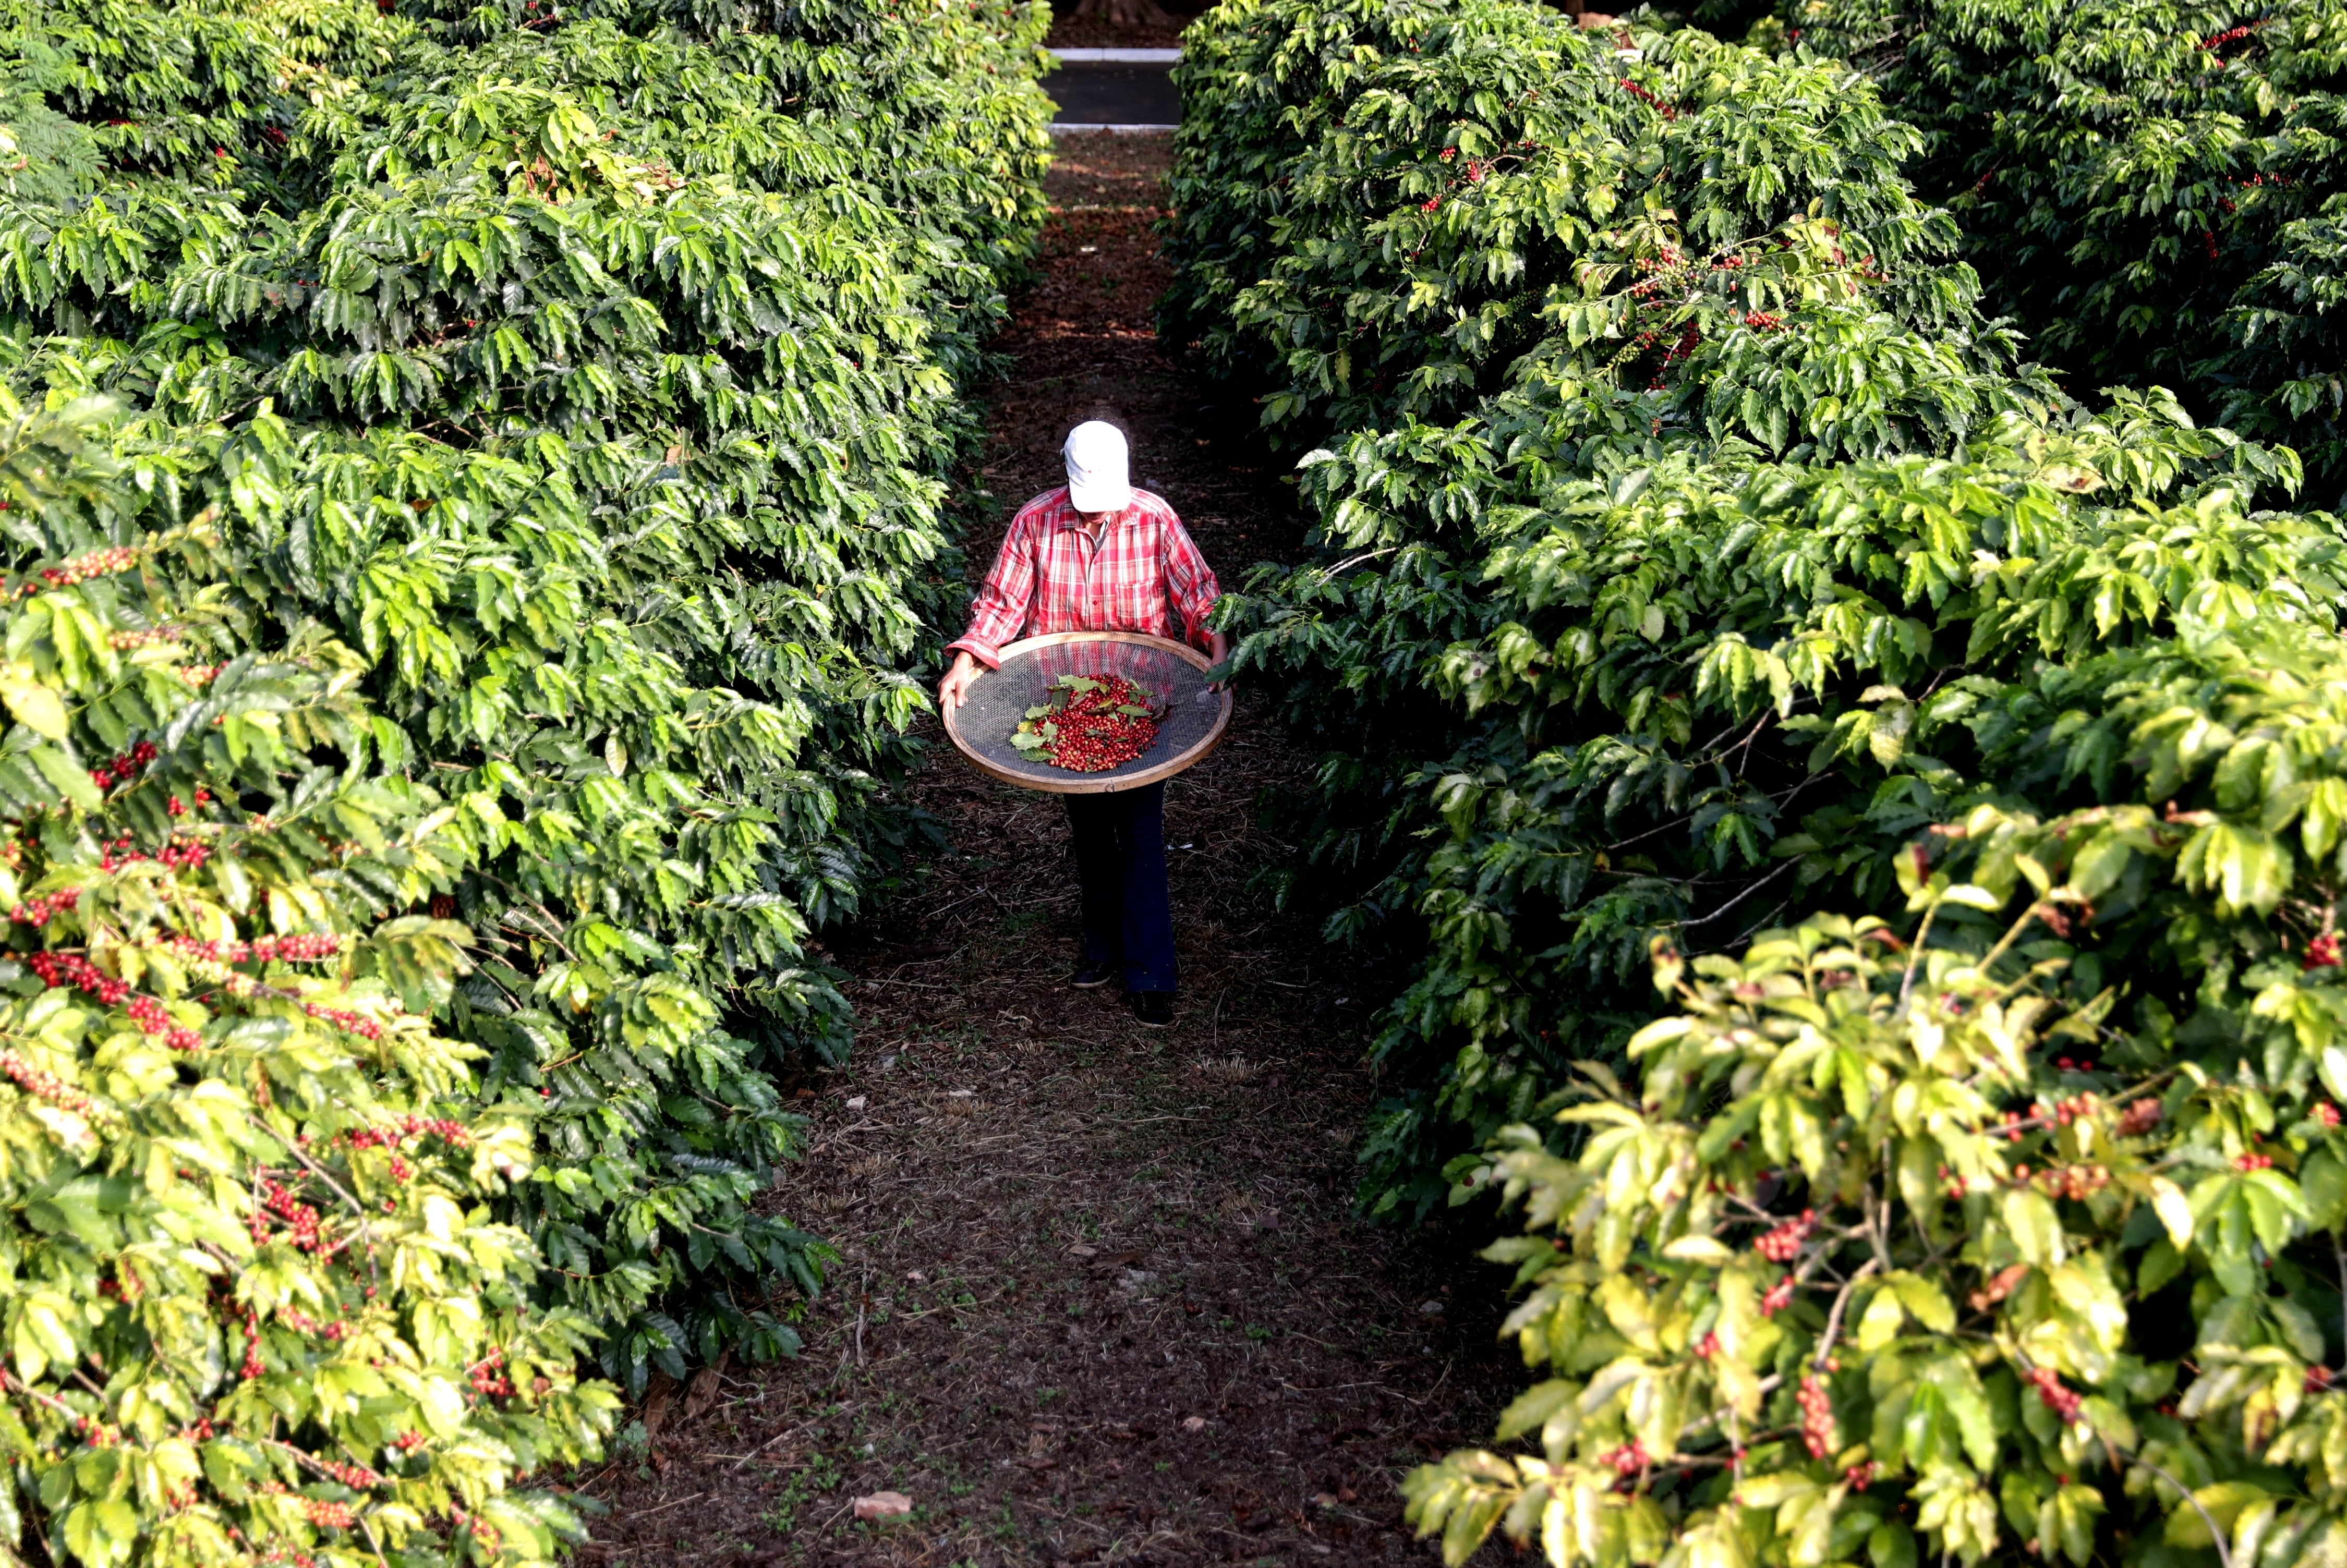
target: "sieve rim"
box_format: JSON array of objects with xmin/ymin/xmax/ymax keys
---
[{"xmin": 941, "ymin": 630, "xmax": 1233, "ymax": 795}]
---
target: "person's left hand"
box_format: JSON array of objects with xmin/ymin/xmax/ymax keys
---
[{"xmin": 1206, "ymin": 631, "xmax": 1232, "ymax": 692}]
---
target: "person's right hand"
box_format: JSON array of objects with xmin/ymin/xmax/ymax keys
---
[{"xmin": 937, "ymin": 651, "xmax": 981, "ymax": 710}]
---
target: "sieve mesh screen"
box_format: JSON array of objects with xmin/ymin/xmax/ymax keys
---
[{"xmin": 953, "ymin": 637, "xmax": 1224, "ymax": 789}]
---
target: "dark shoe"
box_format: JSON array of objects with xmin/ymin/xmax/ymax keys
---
[
  {"xmin": 1128, "ymin": 991, "xmax": 1174, "ymax": 1028},
  {"xmin": 1070, "ymin": 957, "xmax": 1118, "ymax": 990}
]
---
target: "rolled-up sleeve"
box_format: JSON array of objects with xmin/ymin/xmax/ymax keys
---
[
  {"xmin": 946, "ymin": 515, "xmax": 1037, "ymax": 670},
  {"xmin": 1162, "ymin": 517, "xmax": 1221, "ymax": 647}
]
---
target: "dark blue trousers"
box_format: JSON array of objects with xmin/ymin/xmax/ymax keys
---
[{"xmin": 1066, "ymin": 783, "xmax": 1176, "ymax": 994}]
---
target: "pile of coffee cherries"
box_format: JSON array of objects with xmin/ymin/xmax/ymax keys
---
[{"xmin": 1012, "ymin": 674, "xmax": 1164, "ymax": 773}]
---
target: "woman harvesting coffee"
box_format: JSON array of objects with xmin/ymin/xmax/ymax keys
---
[{"xmin": 936, "ymin": 418, "xmax": 1226, "ymax": 1029}]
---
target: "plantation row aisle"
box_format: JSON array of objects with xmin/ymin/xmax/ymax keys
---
[{"xmin": 575, "ymin": 135, "xmax": 1515, "ymax": 1568}]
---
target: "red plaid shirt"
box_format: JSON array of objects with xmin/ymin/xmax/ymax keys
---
[{"xmin": 947, "ymin": 487, "xmax": 1220, "ymax": 668}]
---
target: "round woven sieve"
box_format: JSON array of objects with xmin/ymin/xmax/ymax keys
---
[{"xmin": 943, "ymin": 631, "xmax": 1232, "ymax": 794}]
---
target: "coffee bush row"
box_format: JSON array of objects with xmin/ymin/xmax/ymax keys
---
[
  {"xmin": 1172, "ymin": 1, "xmax": 2347, "ymax": 1562},
  {"xmin": 0, "ymin": 0, "xmax": 1046, "ymax": 1560},
  {"xmin": 1795, "ymin": 0, "xmax": 2347, "ymax": 502}
]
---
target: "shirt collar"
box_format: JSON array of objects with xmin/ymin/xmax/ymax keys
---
[{"xmin": 1054, "ymin": 488, "xmax": 1135, "ymax": 529}]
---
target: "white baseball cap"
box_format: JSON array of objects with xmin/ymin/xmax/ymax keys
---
[{"xmin": 1063, "ymin": 420, "xmax": 1133, "ymax": 514}]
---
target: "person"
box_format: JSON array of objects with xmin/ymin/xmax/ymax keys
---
[{"xmin": 937, "ymin": 418, "xmax": 1226, "ymax": 1029}]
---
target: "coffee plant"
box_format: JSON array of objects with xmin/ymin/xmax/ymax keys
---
[
  {"xmin": 0, "ymin": 399, "xmax": 618, "ymax": 1568},
  {"xmin": 1172, "ymin": 0, "xmax": 2342, "ymax": 1215},
  {"xmin": 1163, "ymin": 0, "xmax": 1993, "ymax": 443},
  {"xmin": 1255, "ymin": 388, "xmax": 2331, "ymax": 1211},
  {"xmin": 1176, "ymin": 0, "xmax": 2347, "ymax": 1561},
  {"xmin": 1409, "ymin": 826, "xmax": 2347, "ymax": 1564},
  {"xmin": 1408, "ymin": 606, "xmax": 2347, "ymax": 1560},
  {"xmin": 1791, "ymin": 0, "xmax": 2347, "ymax": 502},
  {"xmin": 0, "ymin": 0, "xmax": 1047, "ymax": 1437}
]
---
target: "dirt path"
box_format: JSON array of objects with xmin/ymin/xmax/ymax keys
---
[{"xmin": 576, "ymin": 134, "xmax": 1514, "ymax": 1568}]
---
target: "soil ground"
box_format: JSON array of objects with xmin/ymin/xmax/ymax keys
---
[
  {"xmin": 1044, "ymin": 3, "xmax": 1197, "ymax": 50},
  {"xmin": 573, "ymin": 135, "xmax": 1518, "ymax": 1568}
]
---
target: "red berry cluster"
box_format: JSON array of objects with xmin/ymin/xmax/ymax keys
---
[
  {"xmin": 1760, "ymin": 1274, "xmax": 1797, "ymax": 1317},
  {"xmin": 172, "ymin": 932, "xmax": 348, "ymax": 965},
  {"xmin": 280, "ymin": 1307, "xmax": 355, "ymax": 1344},
  {"xmin": 1646, "ymin": 322, "xmax": 1701, "ymax": 389},
  {"xmin": 148, "ymin": 836, "xmax": 211, "ymax": 872},
  {"xmin": 2316, "ymin": 1103, "xmax": 2341, "ymax": 1128},
  {"xmin": 1036, "ymin": 677, "xmax": 1161, "ymax": 773},
  {"xmin": 126, "ymin": 994, "xmax": 202, "ymax": 1052},
  {"xmin": 1753, "ymin": 1209, "xmax": 1816, "ymax": 1262},
  {"xmin": 317, "ymin": 1459, "xmax": 379, "ymax": 1489},
  {"xmin": 1739, "ymin": 310, "xmax": 1787, "ymax": 331},
  {"xmin": 20, "ymin": 545, "xmax": 140, "ymax": 597},
  {"xmin": 304, "ymin": 1002, "xmax": 384, "ymax": 1041},
  {"xmin": 74, "ymin": 1415, "xmax": 123, "ymax": 1448},
  {"xmin": 305, "ymin": 1500, "xmax": 357, "ymax": 1530},
  {"xmin": 2118, "ymin": 1097, "xmax": 2164, "ymax": 1136},
  {"xmin": 1798, "ymin": 1376, "xmax": 1837, "ymax": 1458},
  {"xmin": 337, "ymin": 1113, "xmax": 471, "ymax": 1151},
  {"xmin": 31, "ymin": 949, "xmax": 129, "ymax": 1004},
  {"xmin": 2305, "ymin": 931, "xmax": 2341, "ymax": 970},
  {"xmin": 1692, "ymin": 1331, "xmax": 1720, "ymax": 1359},
  {"xmin": 467, "ymin": 1345, "xmax": 514, "ymax": 1399},
  {"xmin": 94, "ymin": 830, "xmax": 211, "ymax": 873},
  {"xmin": 2307, "ymin": 1365, "xmax": 2334, "ymax": 1394},
  {"xmin": 2234, "ymin": 1151, "xmax": 2275, "ymax": 1172},
  {"xmin": 393, "ymin": 1430, "xmax": 428, "ymax": 1452},
  {"xmin": 0, "ymin": 1047, "xmax": 104, "ymax": 1117},
  {"xmin": 2198, "ymin": 19, "xmax": 2263, "ymax": 49},
  {"xmin": 1711, "ymin": 253, "xmax": 1748, "ymax": 271},
  {"xmin": 31, "ymin": 952, "xmax": 201, "ymax": 1048},
  {"xmin": 1996, "ymin": 1107, "xmax": 2029, "ymax": 1142},
  {"xmin": 240, "ymin": 1315, "xmax": 265, "ymax": 1380},
  {"xmin": 1844, "ymin": 1462, "xmax": 1874, "ymax": 1491},
  {"xmin": 2049, "ymin": 1093, "xmax": 2098, "ymax": 1128},
  {"xmin": 1600, "ymin": 1439, "xmax": 1649, "ymax": 1476},
  {"xmin": 1616, "ymin": 78, "xmax": 1677, "ymax": 118},
  {"xmin": 106, "ymin": 628, "xmax": 182, "ymax": 650},
  {"xmin": 252, "ymin": 1177, "xmax": 325, "ymax": 1252},
  {"xmin": 88, "ymin": 740, "xmax": 159, "ymax": 791},
  {"xmin": 2047, "ymin": 1163, "xmax": 2111, "ymax": 1200},
  {"xmin": 177, "ymin": 664, "xmax": 223, "ymax": 687},
  {"xmin": 10, "ymin": 885, "xmax": 81, "ymax": 925},
  {"xmin": 2027, "ymin": 1366, "xmax": 2082, "ymax": 1422},
  {"xmin": 450, "ymin": 1509, "xmax": 502, "ymax": 1553}
]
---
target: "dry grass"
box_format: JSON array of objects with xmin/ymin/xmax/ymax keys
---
[{"xmin": 575, "ymin": 132, "xmax": 1518, "ymax": 1568}]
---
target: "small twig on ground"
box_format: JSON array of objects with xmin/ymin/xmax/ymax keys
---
[{"xmin": 629, "ymin": 1492, "xmax": 706, "ymax": 1522}]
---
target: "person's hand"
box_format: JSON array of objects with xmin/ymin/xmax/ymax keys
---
[
  {"xmin": 938, "ymin": 651, "xmax": 981, "ymax": 710},
  {"xmin": 1205, "ymin": 631, "xmax": 1232, "ymax": 692}
]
